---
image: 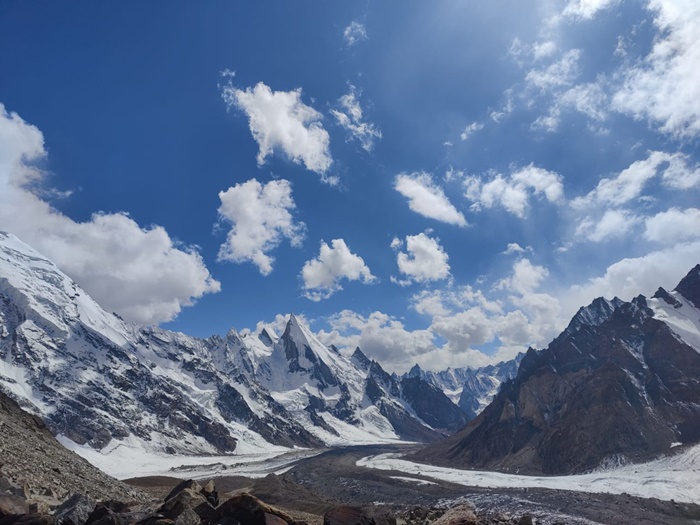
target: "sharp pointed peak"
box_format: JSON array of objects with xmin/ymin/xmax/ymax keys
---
[{"xmin": 259, "ymin": 327, "xmax": 276, "ymax": 346}]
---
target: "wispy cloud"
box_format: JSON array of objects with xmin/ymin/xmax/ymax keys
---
[
  {"xmin": 331, "ymin": 84, "xmax": 382, "ymax": 152},
  {"xmin": 343, "ymin": 22, "xmax": 368, "ymax": 47}
]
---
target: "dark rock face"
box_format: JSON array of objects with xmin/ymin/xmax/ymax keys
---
[
  {"xmin": 414, "ymin": 268, "xmax": 700, "ymax": 474},
  {"xmin": 399, "ymin": 377, "xmax": 468, "ymax": 432}
]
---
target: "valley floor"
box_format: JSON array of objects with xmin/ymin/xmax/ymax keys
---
[{"xmin": 120, "ymin": 444, "xmax": 700, "ymax": 525}]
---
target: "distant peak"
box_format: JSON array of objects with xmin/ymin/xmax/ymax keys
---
[{"xmin": 407, "ymin": 363, "xmax": 424, "ymax": 378}]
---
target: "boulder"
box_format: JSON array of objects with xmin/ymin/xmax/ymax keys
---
[
  {"xmin": 323, "ymin": 506, "xmax": 372, "ymax": 525},
  {"xmin": 84, "ymin": 505, "xmax": 121, "ymax": 525},
  {"xmin": 198, "ymin": 482, "xmax": 218, "ymax": 508},
  {"xmin": 210, "ymin": 493, "xmax": 293, "ymax": 525},
  {"xmin": 53, "ymin": 494, "xmax": 96, "ymax": 525},
  {"xmin": 159, "ymin": 483, "xmax": 213, "ymax": 523},
  {"xmin": 164, "ymin": 482, "xmax": 202, "ymax": 504}
]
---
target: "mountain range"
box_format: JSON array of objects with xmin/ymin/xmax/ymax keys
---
[
  {"xmin": 0, "ymin": 232, "xmax": 504, "ymax": 460},
  {"xmin": 4, "ymin": 229, "xmax": 699, "ymax": 477},
  {"xmin": 414, "ymin": 265, "xmax": 700, "ymax": 474}
]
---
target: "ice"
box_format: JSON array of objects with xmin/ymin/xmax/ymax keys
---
[
  {"xmin": 357, "ymin": 444, "xmax": 700, "ymax": 503},
  {"xmin": 650, "ymin": 291, "xmax": 700, "ymax": 351}
]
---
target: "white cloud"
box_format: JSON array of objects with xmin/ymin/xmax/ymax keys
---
[
  {"xmin": 411, "ymin": 286, "xmax": 503, "ymax": 318},
  {"xmin": 563, "ymin": 0, "xmax": 619, "ymax": 19},
  {"xmin": 572, "ymin": 151, "xmax": 700, "ymax": 209},
  {"xmin": 502, "ymin": 242, "xmax": 529, "ymax": 255},
  {"xmin": 460, "ymin": 121, "xmax": 484, "ymax": 141},
  {"xmin": 525, "ymin": 49, "xmax": 581, "ymax": 90},
  {"xmin": 613, "ymin": 0, "xmax": 700, "ymax": 138},
  {"xmin": 644, "ymin": 207, "xmax": 700, "ymax": 244},
  {"xmin": 217, "ymin": 178, "xmax": 305, "ymax": 275},
  {"xmin": 576, "ymin": 209, "xmax": 640, "ymax": 242},
  {"xmin": 565, "ymin": 241, "xmax": 700, "ymax": 317},
  {"xmin": 0, "ymin": 103, "xmax": 220, "ymax": 325},
  {"xmin": 431, "ymin": 308, "xmax": 533, "ymax": 350},
  {"xmin": 394, "ymin": 172, "xmax": 467, "ymax": 226},
  {"xmin": 330, "ymin": 85, "xmax": 382, "ymax": 152},
  {"xmin": 343, "ymin": 22, "xmax": 368, "ymax": 47},
  {"xmin": 464, "ymin": 165, "xmax": 564, "ymax": 218},
  {"xmin": 221, "ymin": 81, "xmax": 333, "ymax": 180},
  {"xmin": 495, "ymin": 258, "xmax": 549, "ymax": 295},
  {"xmin": 301, "ymin": 239, "xmax": 376, "ymax": 301},
  {"xmin": 533, "ymin": 41, "xmax": 558, "ymax": 60},
  {"xmin": 318, "ymin": 310, "xmax": 436, "ymax": 372},
  {"xmin": 393, "ymin": 233, "xmax": 451, "ymax": 285}
]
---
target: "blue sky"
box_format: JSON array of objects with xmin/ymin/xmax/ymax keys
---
[{"xmin": 1, "ymin": 0, "xmax": 699, "ymax": 372}]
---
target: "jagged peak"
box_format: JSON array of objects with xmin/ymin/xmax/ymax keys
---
[
  {"xmin": 675, "ymin": 264, "xmax": 700, "ymax": 308},
  {"xmin": 407, "ymin": 363, "xmax": 424, "ymax": 378},
  {"xmin": 567, "ymin": 296, "xmax": 624, "ymax": 333}
]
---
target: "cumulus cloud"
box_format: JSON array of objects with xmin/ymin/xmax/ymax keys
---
[
  {"xmin": 460, "ymin": 121, "xmax": 484, "ymax": 141},
  {"xmin": 319, "ymin": 310, "xmax": 447, "ymax": 372},
  {"xmin": 392, "ymin": 233, "xmax": 451, "ymax": 285},
  {"xmin": 343, "ymin": 22, "xmax": 368, "ymax": 47},
  {"xmin": 613, "ymin": 0, "xmax": 700, "ymax": 138},
  {"xmin": 411, "ymin": 286, "xmax": 503, "ymax": 318},
  {"xmin": 301, "ymin": 239, "xmax": 376, "ymax": 301},
  {"xmin": 221, "ymin": 81, "xmax": 333, "ymax": 180},
  {"xmin": 217, "ymin": 178, "xmax": 305, "ymax": 275},
  {"xmin": 330, "ymin": 85, "xmax": 382, "ymax": 152},
  {"xmin": 431, "ymin": 308, "xmax": 533, "ymax": 350},
  {"xmin": 0, "ymin": 103, "xmax": 220, "ymax": 325},
  {"xmin": 464, "ymin": 165, "xmax": 564, "ymax": 218},
  {"xmin": 644, "ymin": 207, "xmax": 700, "ymax": 244},
  {"xmin": 495, "ymin": 258, "xmax": 549, "ymax": 295},
  {"xmin": 317, "ymin": 258, "xmax": 565, "ymax": 372},
  {"xmin": 575, "ymin": 209, "xmax": 640, "ymax": 242},
  {"xmin": 394, "ymin": 172, "xmax": 467, "ymax": 226}
]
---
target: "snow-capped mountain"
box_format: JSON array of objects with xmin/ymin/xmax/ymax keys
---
[
  {"xmin": 0, "ymin": 232, "xmax": 459, "ymax": 460},
  {"xmin": 414, "ymin": 265, "xmax": 700, "ymax": 475},
  {"xmin": 405, "ymin": 355, "xmax": 523, "ymax": 420}
]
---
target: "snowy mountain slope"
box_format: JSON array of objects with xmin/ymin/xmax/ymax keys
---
[
  {"xmin": 405, "ymin": 355, "xmax": 522, "ymax": 420},
  {"xmin": 414, "ymin": 265, "xmax": 700, "ymax": 475},
  {"xmin": 0, "ymin": 232, "xmax": 447, "ymax": 461}
]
